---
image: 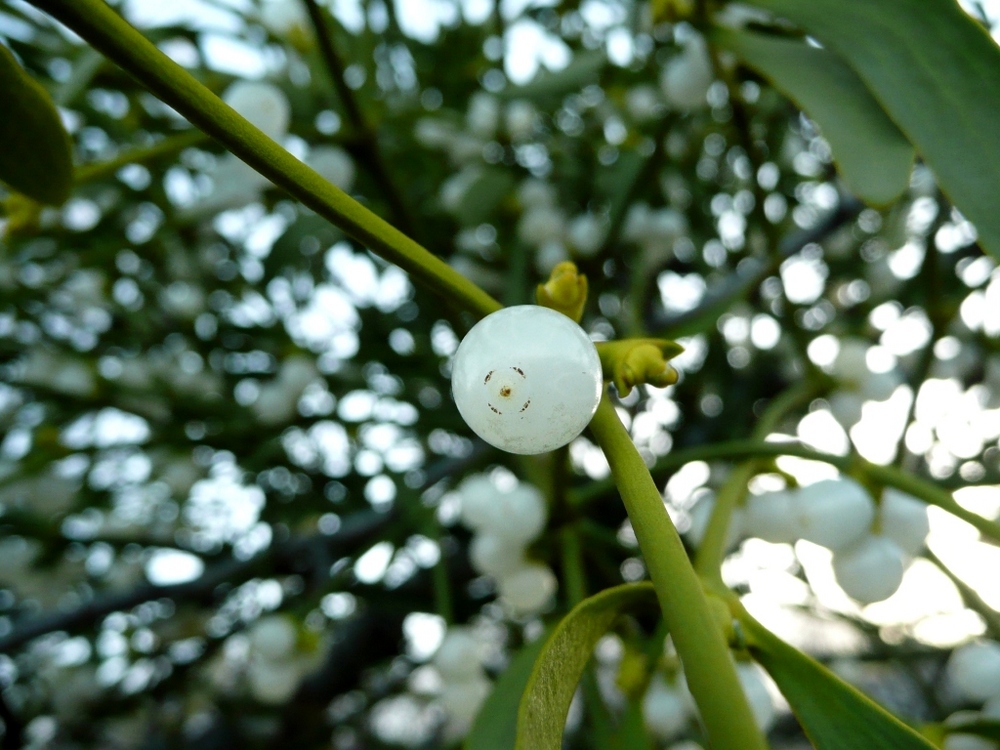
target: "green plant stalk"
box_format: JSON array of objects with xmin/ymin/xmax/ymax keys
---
[
  {"xmin": 588, "ymin": 393, "xmax": 769, "ymax": 750},
  {"xmin": 75, "ymin": 130, "xmax": 208, "ymax": 184},
  {"xmin": 924, "ymin": 549, "xmax": 1000, "ymax": 639},
  {"xmin": 694, "ymin": 380, "xmax": 820, "ymax": 582},
  {"xmin": 29, "ymin": 0, "xmax": 500, "ymax": 320},
  {"xmin": 573, "ymin": 438, "xmax": 1000, "ymax": 544}
]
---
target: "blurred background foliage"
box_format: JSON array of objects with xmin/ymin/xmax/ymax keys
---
[{"xmin": 2, "ymin": 0, "xmax": 1000, "ymax": 748}]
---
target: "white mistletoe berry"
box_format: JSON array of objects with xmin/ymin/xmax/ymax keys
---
[
  {"xmin": 307, "ymin": 145, "xmax": 356, "ymax": 193},
  {"xmin": 879, "ymin": 488, "xmax": 929, "ymax": 556},
  {"xmin": 433, "ymin": 626, "xmax": 483, "ymax": 681},
  {"xmin": 249, "ymin": 615, "xmax": 298, "ymax": 660},
  {"xmin": 497, "ymin": 562, "xmax": 558, "ymax": 615},
  {"xmin": 948, "ymin": 641, "xmax": 1000, "ymax": 703},
  {"xmin": 451, "ymin": 306, "xmax": 603, "ymax": 455},
  {"xmin": 469, "ymin": 533, "xmax": 526, "ymax": 578},
  {"xmin": 223, "ymin": 80, "xmax": 290, "ymax": 142},
  {"xmin": 832, "ymin": 534, "xmax": 906, "ymax": 604},
  {"xmin": 642, "ymin": 676, "xmax": 692, "ymax": 739},
  {"xmin": 491, "ymin": 484, "xmax": 547, "ymax": 543},
  {"xmin": 660, "ymin": 31, "xmax": 714, "ymax": 111},
  {"xmin": 744, "ymin": 490, "xmax": 800, "ymax": 544},
  {"xmin": 793, "ymin": 478, "xmax": 875, "ymax": 551}
]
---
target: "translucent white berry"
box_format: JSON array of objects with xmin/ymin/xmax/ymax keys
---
[
  {"xmin": 642, "ymin": 677, "xmax": 691, "ymax": 739},
  {"xmin": 832, "ymin": 535, "xmax": 906, "ymax": 604},
  {"xmin": 943, "ymin": 730, "xmax": 997, "ymax": 750},
  {"xmin": 469, "ymin": 533, "xmax": 526, "ymax": 578},
  {"xmin": 737, "ymin": 662, "xmax": 777, "ymax": 732},
  {"xmin": 660, "ymin": 32, "xmax": 714, "ymax": 111},
  {"xmin": 307, "ymin": 145, "xmax": 356, "ymax": 193},
  {"xmin": 432, "ymin": 626, "xmax": 483, "ymax": 681},
  {"xmin": 223, "ymin": 81, "xmax": 290, "ymax": 142},
  {"xmin": 248, "ymin": 657, "xmax": 302, "ymax": 704},
  {"xmin": 685, "ymin": 494, "xmax": 745, "ymax": 549},
  {"xmin": 457, "ymin": 474, "xmax": 505, "ymax": 530},
  {"xmin": 451, "ymin": 306, "xmax": 603, "ymax": 455},
  {"xmin": 879, "ymin": 488, "xmax": 929, "ymax": 556},
  {"xmin": 497, "ymin": 562, "xmax": 558, "ymax": 615},
  {"xmin": 249, "ymin": 615, "xmax": 297, "ymax": 660},
  {"xmin": 491, "ymin": 484, "xmax": 547, "ymax": 543},
  {"xmin": 745, "ymin": 490, "xmax": 800, "ymax": 544},
  {"xmin": 793, "ymin": 478, "xmax": 875, "ymax": 551},
  {"xmin": 439, "ymin": 672, "xmax": 492, "ymax": 741},
  {"xmin": 948, "ymin": 641, "xmax": 1000, "ymax": 703}
]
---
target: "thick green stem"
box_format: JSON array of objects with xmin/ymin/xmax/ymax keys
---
[
  {"xmin": 30, "ymin": 0, "xmax": 500, "ymax": 320},
  {"xmin": 588, "ymin": 393, "xmax": 769, "ymax": 750}
]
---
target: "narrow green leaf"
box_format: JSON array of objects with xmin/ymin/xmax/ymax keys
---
[
  {"xmin": 516, "ymin": 583, "xmax": 658, "ymax": 750},
  {"xmin": 0, "ymin": 44, "xmax": 73, "ymax": 205},
  {"xmin": 713, "ymin": 27, "xmax": 914, "ymax": 206},
  {"xmin": 741, "ymin": 614, "xmax": 937, "ymax": 750},
  {"xmin": 465, "ymin": 636, "xmax": 547, "ymax": 750},
  {"xmin": 748, "ymin": 0, "xmax": 1000, "ymax": 258}
]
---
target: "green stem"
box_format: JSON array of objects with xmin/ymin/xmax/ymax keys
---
[
  {"xmin": 588, "ymin": 393, "xmax": 769, "ymax": 750},
  {"xmin": 574, "ymin": 438, "xmax": 1000, "ymax": 544},
  {"xmin": 560, "ymin": 527, "xmax": 587, "ymax": 606},
  {"xmin": 299, "ymin": 0, "xmax": 421, "ymax": 241},
  {"xmin": 74, "ymin": 130, "xmax": 208, "ymax": 184},
  {"xmin": 30, "ymin": 0, "xmax": 500, "ymax": 320}
]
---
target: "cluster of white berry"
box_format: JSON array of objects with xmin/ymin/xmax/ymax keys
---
[
  {"xmin": 243, "ymin": 614, "xmax": 325, "ymax": 705},
  {"xmin": 943, "ymin": 640, "xmax": 1000, "ymax": 750},
  {"xmin": 430, "ymin": 626, "xmax": 493, "ymax": 742},
  {"xmin": 824, "ymin": 337, "xmax": 901, "ymax": 428},
  {"xmin": 454, "ymin": 473, "xmax": 556, "ymax": 616},
  {"xmin": 743, "ymin": 478, "xmax": 929, "ymax": 604}
]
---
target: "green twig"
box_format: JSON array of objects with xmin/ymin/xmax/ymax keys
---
[
  {"xmin": 572, "ymin": 438, "xmax": 1000, "ymax": 544},
  {"xmin": 29, "ymin": 0, "xmax": 500, "ymax": 320},
  {"xmin": 588, "ymin": 392, "xmax": 769, "ymax": 750},
  {"xmin": 299, "ymin": 0, "xmax": 421, "ymax": 241},
  {"xmin": 925, "ymin": 548, "xmax": 1000, "ymax": 639}
]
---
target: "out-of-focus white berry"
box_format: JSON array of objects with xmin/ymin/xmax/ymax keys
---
[
  {"xmin": 63, "ymin": 268, "xmax": 107, "ymax": 308},
  {"xmin": 307, "ymin": 145, "xmax": 356, "ymax": 192},
  {"xmin": 879, "ymin": 488, "xmax": 929, "ymax": 556},
  {"xmin": 439, "ymin": 672, "xmax": 492, "ymax": 742},
  {"xmin": 222, "ymin": 81, "xmax": 291, "ymax": 142},
  {"xmin": 505, "ymin": 99, "xmax": 537, "ymax": 140},
  {"xmin": 469, "ymin": 533, "xmax": 526, "ymax": 578},
  {"xmin": 942, "ymin": 729, "xmax": 998, "ymax": 750},
  {"xmin": 832, "ymin": 535, "xmax": 906, "ymax": 604},
  {"xmin": 793, "ymin": 478, "xmax": 875, "ymax": 551},
  {"xmin": 248, "ymin": 657, "xmax": 303, "ymax": 704},
  {"xmin": 492, "ymin": 484, "xmax": 547, "ymax": 543},
  {"xmin": 534, "ymin": 241, "xmax": 570, "ymax": 275},
  {"xmin": 737, "ymin": 662, "xmax": 777, "ymax": 732},
  {"xmin": 497, "ymin": 562, "xmax": 558, "ymax": 615},
  {"xmin": 16, "ymin": 348, "xmax": 96, "ymax": 398},
  {"xmin": 457, "ymin": 474, "xmax": 506, "ymax": 530},
  {"xmin": 642, "ymin": 676, "xmax": 691, "ymax": 739},
  {"xmin": 983, "ymin": 695, "xmax": 1000, "ymax": 719},
  {"xmin": 825, "ymin": 338, "xmax": 900, "ymax": 427},
  {"xmin": 518, "ymin": 205, "xmax": 567, "ymax": 247},
  {"xmin": 567, "ymin": 213, "xmax": 606, "ymax": 257},
  {"xmin": 433, "ymin": 626, "xmax": 483, "ymax": 680},
  {"xmin": 414, "ymin": 118, "xmax": 455, "ymax": 149},
  {"xmin": 467, "ymin": 92, "xmax": 500, "ymax": 139},
  {"xmin": 278, "ymin": 354, "xmax": 319, "ymax": 392},
  {"xmin": 249, "ymin": 615, "xmax": 298, "ymax": 660},
  {"xmin": 827, "ymin": 391, "xmax": 865, "ymax": 428},
  {"xmin": 259, "ymin": 0, "xmax": 310, "ymax": 38},
  {"xmin": 625, "ymin": 85, "xmax": 663, "ymax": 122},
  {"xmin": 518, "ymin": 178, "xmax": 557, "ymax": 208},
  {"xmin": 744, "ymin": 490, "xmax": 799, "ymax": 544},
  {"xmin": 685, "ymin": 494, "xmax": 746, "ymax": 549},
  {"xmin": 451, "ymin": 306, "xmax": 602, "ymax": 455},
  {"xmin": 948, "ymin": 641, "xmax": 1000, "ymax": 703},
  {"xmin": 160, "ymin": 281, "xmax": 205, "ymax": 319},
  {"xmin": 667, "ymin": 742, "xmax": 705, "ymax": 750},
  {"xmin": 252, "ymin": 382, "xmax": 300, "ymax": 425},
  {"xmin": 440, "ymin": 168, "xmax": 479, "ymax": 213},
  {"xmin": 660, "ymin": 32, "xmax": 714, "ymax": 111}
]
